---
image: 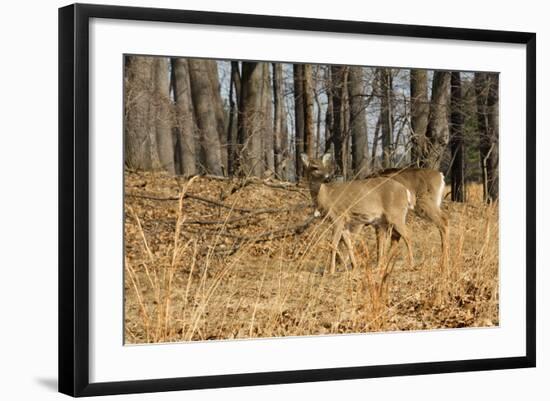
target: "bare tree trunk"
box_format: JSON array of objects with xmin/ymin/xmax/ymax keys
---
[
  {"xmin": 486, "ymin": 74, "xmax": 499, "ymax": 201},
  {"xmin": 325, "ymin": 68, "xmax": 334, "ymax": 155},
  {"xmin": 293, "ymin": 64, "xmax": 305, "ymax": 178},
  {"xmin": 124, "ymin": 56, "xmax": 160, "ymax": 171},
  {"xmin": 303, "ymin": 64, "xmax": 316, "ymax": 158},
  {"xmin": 228, "ymin": 62, "xmax": 241, "ymax": 176},
  {"xmin": 410, "ymin": 69, "xmax": 429, "ymax": 167},
  {"xmin": 379, "ymin": 68, "xmax": 393, "ymax": 168},
  {"xmin": 273, "ymin": 63, "xmax": 288, "ymax": 180},
  {"xmin": 171, "ymin": 58, "xmax": 197, "ymax": 176},
  {"xmin": 239, "ymin": 62, "xmax": 265, "ymax": 177},
  {"xmin": 348, "ymin": 66, "xmax": 369, "ymax": 177},
  {"xmin": 262, "ymin": 63, "xmax": 275, "ymax": 175},
  {"xmin": 371, "ymin": 115, "xmax": 381, "ymax": 170},
  {"xmin": 475, "ymin": 72, "xmax": 499, "ymax": 202},
  {"xmin": 330, "ymin": 65, "xmax": 348, "ymax": 176},
  {"xmin": 450, "ymin": 71, "xmax": 465, "ymax": 202},
  {"xmin": 187, "ymin": 59, "xmax": 223, "ymax": 175},
  {"xmin": 425, "ymin": 71, "xmax": 451, "ymax": 168},
  {"xmin": 231, "ymin": 61, "xmax": 242, "ymax": 101},
  {"xmin": 206, "ymin": 60, "xmax": 228, "ymax": 175},
  {"xmin": 227, "ymin": 64, "xmax": 236, "ymax": 176},
  {"xmin": 152, "ymin": 57, "xmax": 175, "ymax": 174},
  {"xmin": 342, "ymin": 72, "xmax": 351, "ymax": 178},
  {"xmin": 475, "ymin": 72, "xmax": 489, "ymax": 198},
  {"xmin": 313, "ymin": 65, "xmax": 323, "ymax": 156}
]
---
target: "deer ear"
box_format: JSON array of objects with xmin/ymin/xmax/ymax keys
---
[
  {"xmin": 300, "ymin": 153, "xmax": 309, "ymax": 168},
  {"xmin": 321, "ymin": 153, "xmax": 332, "ymax": 167}
]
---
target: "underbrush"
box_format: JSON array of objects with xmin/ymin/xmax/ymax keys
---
[{"xmin": 124, "ymin": 172, "xmax": 499, "ymax": 344}]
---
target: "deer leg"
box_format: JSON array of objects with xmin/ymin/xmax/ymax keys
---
[
  {"xmin": 385, "ymin": 204, "xmax": 414, "ymax": 268},
  {"xmin": 417, "ymin": 197, "xmax": 448, "ymax": 268},
  {"xmin": 341, "ymin": 229, "xmax": 358, "ymax": 270},
  {"xmin": 386, "ymin": 227, "xmax": 401, "ymax": 266},
  {"xmin": 375, "ymin": 226, "xmax": 387, "ymax": 268},
  {"xmin": 392, "ymin": 222, "xmax": 414, "ymax": 268},
  {"xmin": 340, "ymin": 225, "xmax": 363, "ymax": 269},
  {"xmin": 330, "ymin": 221, "xmax": 345, "ymax": 274},
  {"xmin": 440, "ymin": 217, "xmax": 449, "ymax": 269},
  {"xmin": 377, "ymin": 226, "xmax": 400, "ymax": 298}
]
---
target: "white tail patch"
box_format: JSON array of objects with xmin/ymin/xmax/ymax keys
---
[
  {"xmin": 406, "ymin": 189, "xmax": 414, "ymax": 210},
  {"xmin": 437, "ymin": 173, "xmax": 445, "ymax": 209}
]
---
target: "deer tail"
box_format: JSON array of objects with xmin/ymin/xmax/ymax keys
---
[{"xmin": 406, "ymin": 189, "xmax": 416, "ymax": 210}]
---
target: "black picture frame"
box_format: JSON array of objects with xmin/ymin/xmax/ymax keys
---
[{"xmin": 58, "ymin": 3, "xmax": 536, "ymax": 397}]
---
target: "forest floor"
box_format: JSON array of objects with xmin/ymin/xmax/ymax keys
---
[{"xmin": 124, "ymin": 171, "xmax": 499, "ymax": 344}]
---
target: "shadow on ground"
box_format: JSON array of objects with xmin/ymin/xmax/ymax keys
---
[{"xmin": 35, "ymin": 377, "xmax": 57, "ymax": 392}]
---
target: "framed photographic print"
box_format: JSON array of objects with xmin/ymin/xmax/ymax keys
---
[{"xmin": 58, "ymin": 3, "xmax": 536, "ymax": 397}]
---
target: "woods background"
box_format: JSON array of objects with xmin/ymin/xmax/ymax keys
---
[{"xmin": 124, "ymin": 56, "xmax": 499, "ymax": 202}]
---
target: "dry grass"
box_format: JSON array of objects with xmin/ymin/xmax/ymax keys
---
[{"xmin": 124, "ymin": 171, "xmax": 499, "ymax": 344}]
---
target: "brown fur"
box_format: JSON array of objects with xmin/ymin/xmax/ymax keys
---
[
  {"xmin": 302, "ymin": 154, "xmax": 414, "ymax": 273},
  {"xmin": 374, "ymin": 168, "xmax": 449, "ymax": 266}
]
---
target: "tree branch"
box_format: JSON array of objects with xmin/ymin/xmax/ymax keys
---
[{"xmin": 127, "ymin": 191, "xmax": 308, "ymax": 214}]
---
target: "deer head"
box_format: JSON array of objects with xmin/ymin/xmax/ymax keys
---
[
  {"xmin": 301, "ymin": 153, "xmax": 334, "ymax": 181},
  {"xmin": 301, "ymin": 153, "xmax": 334, "ymax": 205}
]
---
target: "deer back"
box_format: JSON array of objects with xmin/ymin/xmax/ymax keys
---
[
  {"xmin": 317, "ymin": 177, "xmax": 413, "ymax": 226},
  {"xmin": 376, "ymin": 168, "xmax": 445, "ymax": 207}
]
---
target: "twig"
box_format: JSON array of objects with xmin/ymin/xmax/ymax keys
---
[
  {"xmin": 182, "ymin": 204, "xmax": 306, "ymax": 225},
  {"xmin": 128, "ymin": 191, "xmax": 308, "ymax": 215},
  {"xmin": 187, "ymin": 215, "xmax": 316, "ymax": 242},
  {"xmin": 222, "ymin": 177, "xmax": 307, "ymax": 199},
  {"xmin": 200, "ymin": 174, "xmax": 232, "ymax": 181},
  {"xmin": 128, "ymin": 192, "xmax": 253, "ymax": 212}
]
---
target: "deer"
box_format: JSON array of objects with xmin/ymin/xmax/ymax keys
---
[
  {"xmin": 301, "ymin": 153, "xmax": 415, "ymax": 274},
  {"xmin": 372, "ymin": 167, "xmax": 449, "ymax": 267}
]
